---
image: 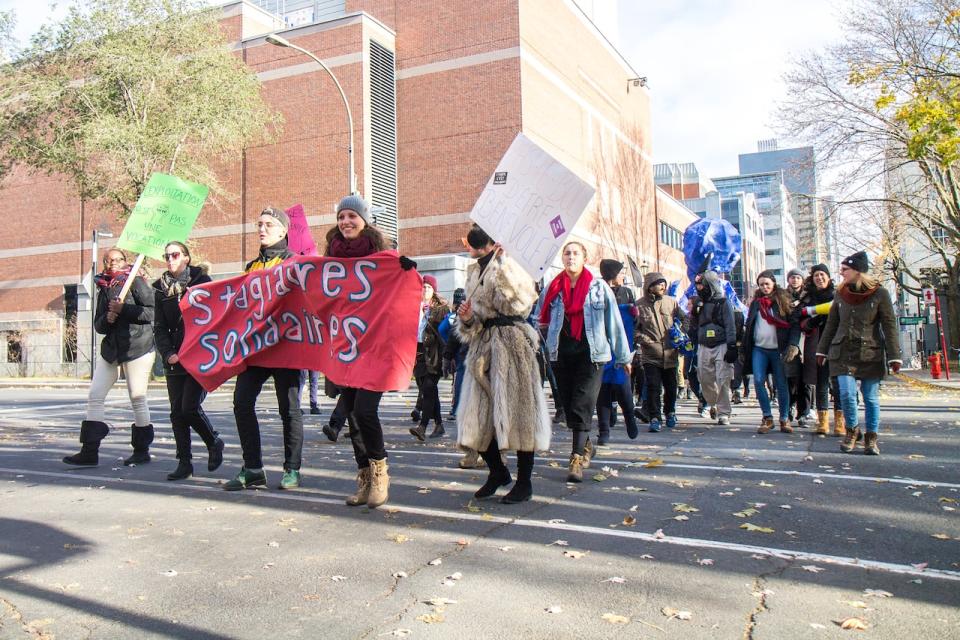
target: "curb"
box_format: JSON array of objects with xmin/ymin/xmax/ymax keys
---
[{"xmin": 895, "ymin": 372, "xmax": 960, "ymax": 392}]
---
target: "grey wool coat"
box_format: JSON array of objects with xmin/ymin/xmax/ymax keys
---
[{"xmin": 455, "ymin": 255, "xmax": 551, "ymax": 453}]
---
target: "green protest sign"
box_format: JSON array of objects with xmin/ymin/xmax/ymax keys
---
[{"xmin": 116, "ymin": 173, "xmax": 209, "ymax": 260}]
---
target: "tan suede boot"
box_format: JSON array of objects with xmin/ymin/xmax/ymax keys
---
[
  {"xmin": 840, "ymin": 427, "xmax": 861, "ymax": 453},
  {"xmin": 367, "ymin": 458, "xmax": 389, "ymax": 508},
  {"xmin": 757, "ymin": 416, "xmax": 774, "ymax": 434},
  {"xmin": 458, "ymin": 449, "xmax": 486, "ymax": 469},
  {"xmin": 815, "ymin": 410, "xmax": 829, "ymax": 435},
  {"xmin": 567, "ymin": 454, "xmax": 584, "ymax": 483},
  {"xmin": 345, "ymin": 467, "xmax": 371, "ymax": 506},
  {"xmin": 582, "ymin": 438, "xmax": 594, "ymax": 469},
  {"xmin": 863, "ymin": 432, "xmax": 880, "ymax": 455},
  {"xmin": 833, "ymin": 410, "xmax": 846, "ymax": 437}
]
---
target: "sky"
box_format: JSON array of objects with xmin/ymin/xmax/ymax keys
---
[
  {"xmin": 3, "ymin": 0, "xmax": 849, "ymax": 183},
  {"xmin": 615, "ymin": 0, "xmax": 847, "ymax": 179}
]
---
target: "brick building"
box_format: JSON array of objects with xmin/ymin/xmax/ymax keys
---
[{"xmin": 0, "ymin": 0, "xmax": 682, "ymax": 375}]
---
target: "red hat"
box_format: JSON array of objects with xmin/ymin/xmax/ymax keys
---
[{"xmin": 422, "ymin": 275, "xmax": 438, "ymax": 290}]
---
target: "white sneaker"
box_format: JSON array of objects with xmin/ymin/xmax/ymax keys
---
[{"xmin": 718, "ymin": 415, "xmax": 730, "ymax": 426}]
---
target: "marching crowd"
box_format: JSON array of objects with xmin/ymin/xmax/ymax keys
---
[{"xmin": 62, "ymin": 195, "xmax": 903, "ymax": 510}]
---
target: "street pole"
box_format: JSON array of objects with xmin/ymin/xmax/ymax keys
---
[
  {"xmin": 265, "ymin": 34, "xmax": 356, "ymax": 196},
  {"xmin": 90, "ymin": 229, "xmax": 113, "ymax": 378},
  {"xmin": 935, "ymin": 291, "xmax": 951, "ymax": 380}
]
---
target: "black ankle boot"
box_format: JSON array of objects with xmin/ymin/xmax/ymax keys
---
[
  {"xmin": 124, "ymin": 424, "xmax": 154, "ymax": 466},
  {"xmin": 167, "ymin": 460, "xmax": 193, "ymax": 481},
  {"xmin": 207, "ymin": 437, "xmax": 224, "ymax": 472},
  {"xmin": 475, "ymin": 467, "xmax": 512, "ymax": 499},
  {"xmin": 63, "ymin": 421, "xmax": 110, "ymax": 466},
  {"xmin": 500, "ymin": 450, "xmax": 534, "ymax": 504},
  {"xmin": 409, "ymin": 424, "xmax": 427, "ymax": 441},
  {"xmin": 428, "ymin": 422, "xmax": 446, "ymax": 439}
]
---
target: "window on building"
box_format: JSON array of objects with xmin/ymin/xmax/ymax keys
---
[
  {"xmin": 765, "ymin": 249, "xmax": 781, "ymax": 257},
  {"xmin": 764, "ymin": 228, "xmax": 778, "ymax": 237},
  {"xmin": 659, "ymin": 221, "xmax": 683, "ymax": 250},
  {"xmin": 932, "ymin": 226, "xmax": 947, "ymax": 244}
]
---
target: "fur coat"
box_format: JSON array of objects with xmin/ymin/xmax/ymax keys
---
[{"xmin": 455, "ymin": 255, "xmax": 551, "ymax": 453}]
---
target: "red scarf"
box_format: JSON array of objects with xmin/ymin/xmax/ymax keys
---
[
  {"xmin": 540, "ymin": 269, "xmax": 593, "ymax": 341},
  {"xmin": 94, "ymin": 267, "xmax": 131, "ymax": 291},
  {"xmin": 758, "ymin": 296, "xmax": 791, "ymax": 329},
  {"xmin": 328, "ymin": 234, "xmax": 376, "ymax": 258}
]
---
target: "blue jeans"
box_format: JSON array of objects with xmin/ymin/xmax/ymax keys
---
[
  {"xmin": 837, "ymin": 375, "xmax": 881, "ymax": 433},
  {"xmin": 752, "ymin": 347, "xmax": 790, "ymax": 420}
]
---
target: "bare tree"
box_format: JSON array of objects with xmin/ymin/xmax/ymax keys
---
[{"xmin": 779, "ymin": 0, "xmax": 960, "ymax": 347}]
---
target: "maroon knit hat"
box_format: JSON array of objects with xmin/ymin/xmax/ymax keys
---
[{"xmin": 422, "ymin": 275, "xmax": 438, "ymax": 290}]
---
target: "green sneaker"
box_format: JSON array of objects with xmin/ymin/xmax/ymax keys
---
[
  {"xmin": 224, "ymin": 467, "xmax": 267, "ymax": 491},
  {"xmin": 279, "ymin": 469, "xmax": 301, "ymax": 490}
]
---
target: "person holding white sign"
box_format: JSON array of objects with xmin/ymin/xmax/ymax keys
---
[{"xmin": 539, "ymin": 241, "xmax": 632, "ymax": 483}]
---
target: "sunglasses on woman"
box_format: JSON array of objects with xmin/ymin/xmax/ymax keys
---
[{"xmin": 163, "ymin": 251, "xmax": 183, "ymax": 261}]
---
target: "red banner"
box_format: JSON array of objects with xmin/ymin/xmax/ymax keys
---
[{"xmin": 178, "ymin": 251, "xmax": 422, "ymax": 392}]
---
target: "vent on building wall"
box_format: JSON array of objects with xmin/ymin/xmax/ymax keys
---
[{"xmin": 369, "ymin": 39, "xmax": 399, "ymax": 246}]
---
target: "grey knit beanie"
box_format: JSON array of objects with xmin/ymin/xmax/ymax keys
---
[{"xmin": 336, "ymin": 194, "xmax": 371, "ymax": 225}]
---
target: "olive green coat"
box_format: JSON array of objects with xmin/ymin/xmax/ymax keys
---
[{"xmin": 816, "ymin": 285, "xmax": 901, "ymax": 380}]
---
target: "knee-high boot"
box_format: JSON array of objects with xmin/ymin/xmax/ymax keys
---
[
  {"xmin": 501, "ymin": 451, "xmax": 533, "ymax": 504},
  {"xmin": 167, "ymin": 424, "xmax": 193, "ymax": 480},
  {"xmin": 474, "ymin": 438, "xmax": 512, "ymax": 499},
  {"xmin": 63, "ymin": 421, "xmax": 110, "ymax": 466},
  {"xmin": 124, "ymin": 424, "xmax": 154, "ymax": 466}
]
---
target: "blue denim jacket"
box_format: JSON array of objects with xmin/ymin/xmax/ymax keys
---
[{"xmin": 540, "ymin": 278, "xmax": 632, "ymax": 365}]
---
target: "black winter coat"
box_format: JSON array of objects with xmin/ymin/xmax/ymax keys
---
[
  {"xmin": 742, "ymin": 298, "xmax": 800, "ymax": 377},
  {"xmin": 153, "ymin": 265, "xmax": 212, "ymax": 375},
  {"xmin": 94, "ymin": 273, "xmax": 155, "ymax": 365}
]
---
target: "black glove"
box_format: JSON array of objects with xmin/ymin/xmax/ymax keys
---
[
  {"xmin": 724, "ymin": 345, "xmax": 738, "ymax": 364},
  {"xmin": 399, "ymin": 255, "xmax": 417, "ymax": 271}
]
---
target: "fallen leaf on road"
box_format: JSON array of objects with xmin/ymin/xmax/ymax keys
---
[
  {"xmin": 465, "ymin": 502, "xmax": 482, "ymax": 513},
  {"xmin": 740, "ymin": 523, "xmax": 775, "ymax": 534},
  {"xmin": 622, "ymin": 515, "xmax": 637, "ymax": 526},
  {"xmin": 863, "ymin": 589, "xmax": 893, "ymax": 598},
  {"xmin": 498, "ymin": 546, "xmax": 513, "ymax": 552},
  {"xmin": 911, "ymin": 563, "xmax": 928, "ymax": 571},
  {"xmin": 445, "ymin": 572, "xmax": 463, "ymax": 582},
  {"xmin": 548, "ymin": 461, "xmax": 562, "ymax": 468},
  {"xmin": 563, "ymin": 550, "xmax": 587, "ymax": 559},
  {"xmin": 389, "ymin": 534, "xmax": 410, "ymax": 544},
  {"xmin": 907, "ymin": 454, "xmax": 926, "ymax": 459},
  {"xmin": 330, "ymin": 575, "xmax": 347, "ymax": 582},
  {"xmin": 417, "ymin": 488, "xmax": 432, "ymax": 494},
  {"xmin": 644, "ymin": 459, "xmax": 664, "ymax": 468},
  {"xmin": 481, "ymin": 513, "xmax": 495, "ymax": 521},
  {"xmin": 673, "ymin": 503, "xmax": 699, "ymax": 513},
  {"xmin": 939, "ymin": 497, "xmax": 958, "ymax": 504},
  {"xmin": 625, "ymin": 486, "xmax": 647, "ymax": 492},
  {"xmin": 759, "ymin": 481, "xmax": 775, "ymax": 487},
  {"xmin": 654, "ymin": 529, "xmax": 665, "ymax": 539},
  {"xmin": 835, "ymin": 617, "xmax": 868, "ymax": 630},
  {"xmin": 779, "ymin": 504, "xmax": 792, "ymax": 510},
  {"xmin": 381, "ymin": 630, "xmax": 412, "ymax": 637},
  {"xmin": 160, "ymin": 570, "xmax": 178, "ymax": 577},
  {"xmin": 416, "ymin": 613, "xmax": 445, "ymax": 624},
  {"xmin": 547, "ymin": 519, "xmax": 566, "ymax": 524},
  {"xmin": 698, "ymin": 559, "xmax": 714, "ymax": 566},
  {"xmin": 813, "ymin": 479, "xmax": 824, "ymax": 484},
  {"xmin": 661, "ymin": 607, "xmax": 692, "ymax": 620},
  {"xmin": 454, "ymin": 538, "xmax": 469, "ymax": 547},
  {"xmin": 545, "ymin": 605, "xmax": 563, "ymax": 614},
  {"xmin": 751, "ymin": 554, "xmax": 769, "ymax": 560},
  {"xmin": 392, "ymin": 572, "xmax": 408, "ymax": 579},
  {"xmin": 673, "ymin": 515, "xmax": 689, "ymax": 521},
  {"xmin": 733, "ymin": 508, "xmax": 759, "ymax": 518},
  {"xmin": 839, "ymin": 600, "xmax": 869, "ymax": 609},
  {"xmin": 718, "ymin": 491, "xmax": 734, "ymax": 496},
  {"xmin": 931, "ymin": 533, "xmax": 952, "ymax": 540},
  {"xmin": 810, "ymin": 623, "xmax": 826, "ymax": 629},
  {"xmin": 801, "ymin": 565, "xmax": 825, "ymax": 573},
  {"xmin": 602, "ymin": 613, "xmax": 631, "ymax": 624},
  {"xmin": 601, "ymin": 576, "xmax": 627, "ymax": 583},
  {"xmin": 592, "ymin": 473, "xmax": 607, "ymax": 482},
  {"xmin": 422, "ymin": 597, "xmax": 456, "ymax": 607},
  {"xmin": 267, "ymin": 541, "xmax": 281, "ymax": 548},
  {"xmin": 427, "ymin": 558, "xmax": 443, "ymax": 566},
  {"xmin": 548, "ymin": 540, "xmax": 569, "ymax": 547},
  {"xmin": 303, "ymin": 594, "xmax": 322, "ymax": 601}
]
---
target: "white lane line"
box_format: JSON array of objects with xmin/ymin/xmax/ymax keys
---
[
  {"xmin": 387, "ymin": 449, "xmax": 960, "ymax": 489},
  {"xmin": 1, "ymin": 466, "xmax": 957, "ymax": 583},
  {"xmin": 0, "ymin": 397, "xmax": 167, "ymax": 416}
]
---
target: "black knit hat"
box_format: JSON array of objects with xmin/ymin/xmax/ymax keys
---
[
  {"xmin": 841, "ymin": 251, "xmax": 869, "ymax": 273},
  {"xmin": 599, "ymin": 259, "xmax": 624, "ymax": 281},
  {"xmin": 810, "ymin": 263, "xmax": 830, "ymax": 278}
]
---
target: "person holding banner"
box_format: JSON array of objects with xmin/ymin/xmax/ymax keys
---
[
  {"xmin": 456, "ymin": 225, "xmax": 550, "ymax": 504},
  {"xmin": 224, "ymin": 207, "xmax": 305, "ymax": 491},
  {"xmin": 540, "ymin": 241, "xmax": 632, "ymax": 483},
  {"xmin": 153, "ymin": 242, "xmax": 224, "ymax": 481},
  {"xmin": 64, "ymin": 249, "xmax": 157, "ymax": 467},
  {"xmin": 326, "ymin": 194, "xmax": 410, "ymax": 508}
]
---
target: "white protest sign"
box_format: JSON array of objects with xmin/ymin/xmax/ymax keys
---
[{"xmin": 469, "ymin": 133, "xmax": 595, "ymax": 279}]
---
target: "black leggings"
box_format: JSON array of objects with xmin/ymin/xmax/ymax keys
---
[
  {"xmin": 165, "ymin": 373, "xmax": 218, "ymax": 458},
  {"xmin": 415, "ymin": 372, "xmax": 442, "ymax": 426},
  {"xmin": 597, "ymin": 378, "xmax": 637, "ymax": 435},
  {"xmin": 339, "ymin": 387, "xmax": 386, "ymax": 468}
]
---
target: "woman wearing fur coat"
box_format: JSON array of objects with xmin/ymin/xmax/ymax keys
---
[{"xmin": 455, "ymin": 225, "xmax": 551, "ymax": 504}]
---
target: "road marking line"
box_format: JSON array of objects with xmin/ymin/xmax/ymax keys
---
[{"xmin": 0, "ymin": 466, "xmax": 957, "ymax": 583}]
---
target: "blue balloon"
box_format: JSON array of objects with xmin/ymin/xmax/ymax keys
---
[{"xmin": 682, "ymin": 218, "xmax": 742, "ymax": 281}]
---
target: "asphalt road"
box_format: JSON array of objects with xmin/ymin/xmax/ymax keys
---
[{"xmin": 0, "ymin": 377, "xmax": 958, "ymax": 639}]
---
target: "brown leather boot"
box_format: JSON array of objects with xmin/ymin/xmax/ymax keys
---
[
  {"xmin": 863, "ymin": 432, "xmax": 880, "ymax": 455},
  {"xmin": 567, "ymin": 454, "xmax": 584, "ymax": 483},
  {"xmin": 367, "ymin": 458, "xmax": 389, "ymax": 508},
  {"xmin": 345, "ymin": 467, "xmax": 371, "ymax": 506},
  {"xmin": 840, "ymin": 427, "xmax": 862, "ymax": 453},
  {"xmin": 815, "ymin": 410, "xmax": 829, "ymax": 435},
  {"xmin": 757, "ymin": 416, "xmax": 774, "ymax": 434},
  {"xmin": 779, "ymin": 419, "xmax": 793, "ymax": 434},
  {"xmin": 833, "ymin": 410, "xmax": 846, "ymax": 437}
]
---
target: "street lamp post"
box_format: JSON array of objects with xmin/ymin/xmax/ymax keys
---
[
  {"xmin": 265, "ymin": 33, "xmax": 356, "ymax": 196},
  {"xmin": 90, "ymin": 229, "xmax": 113, "ymax": 378}
]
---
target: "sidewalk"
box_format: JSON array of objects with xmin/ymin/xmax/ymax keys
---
[
  {"xmin": 899, "ymin": 368, "xmax": 960, "ymax": 390},
  {"xmin": 0, "ymin": 377, "xmax": 235, "ymax": 391}
]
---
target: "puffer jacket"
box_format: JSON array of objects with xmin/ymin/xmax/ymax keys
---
[
  {"xmin": 153, "ymin": 265, "xmax": 212, "ymax": 375},
  {"xmin": 635, "ymin": 271, "xmax": 680, "ymax": 369},
  {"xmin": 94, "ymin": 272, "xmax": 155, "ymax": 365},
  {"xmin": 816, "ymin": 284, "xmax": 901, "ymax": 380}
]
